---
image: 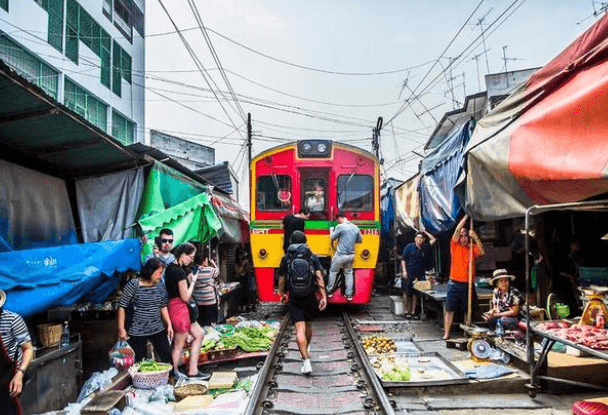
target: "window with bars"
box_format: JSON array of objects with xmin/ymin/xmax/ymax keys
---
[
  {"xmin": 64, "ymin": 78, "xmax": 108, "ymax": 132},
  {"xmin": 33, "ymin": 0, "xmax": 63, "ymax": 52},
  {"xmin": 112, "ymin": 110, "xmax": 134, "ymax": 145},
  {"xmin": 112, "ymin": 40, "xmax": 131, "ymax": 96},
  {"xmin": 0, "ymin": 35, "xmax": 59, "ymax": 99}
]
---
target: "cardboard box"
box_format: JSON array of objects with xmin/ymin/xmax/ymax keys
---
[{"xmin": 413, "ymin": 280, "xmax": 432, "ymax": 291}]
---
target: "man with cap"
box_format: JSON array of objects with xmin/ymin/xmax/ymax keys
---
[
  {"xmin": 484, "ymin": 269, "xmax": 522, "ymax": 333},
  {"xmin": 0, "ymin": 289, "xmax": 34, "ymax": 415}
]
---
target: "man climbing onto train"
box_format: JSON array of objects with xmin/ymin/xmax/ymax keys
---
[
  {"xmin": 277, "ymin": 231, "xmax": 327, "ymax": 374},
  {"xmin": 281, "ymin": 208, "xmax": 310, "ymax": 253},
  {"xmin": 327, "ymin": 212, "xmax": 362, "ymax": 301}
]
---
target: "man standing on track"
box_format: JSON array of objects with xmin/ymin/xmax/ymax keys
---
[
  {"xmin": 400, "ymin": 230, "xmax": 436, "ymax": 319},
  {"xmin": 277, "ymin": 231, "xmax": 327, "ymax": 375}
]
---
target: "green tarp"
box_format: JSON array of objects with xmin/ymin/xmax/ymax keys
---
[{"xmin": 137, "ymin": 162, "xmax": 222, "ymax": 259}]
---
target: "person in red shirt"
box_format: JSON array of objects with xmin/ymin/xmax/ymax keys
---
[{"xmin": 443, "ymin": 214, "xmax": 485, "ymax": 340}]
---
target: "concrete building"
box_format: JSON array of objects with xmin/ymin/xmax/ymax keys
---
[
  {"xmin": 0, "ymin": 0, "xmax": 145, "ymax": 144},
  {"xmin": 150, "ymin": 129, "xmax": 215, "ymax": 171}
]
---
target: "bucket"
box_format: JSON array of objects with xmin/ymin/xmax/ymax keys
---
[{"xmin": 390, "ymin": 297, "xmax": 406, "ymax": 315}]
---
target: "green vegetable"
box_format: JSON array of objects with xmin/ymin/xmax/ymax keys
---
[
  {"xmin": 137, "ymin": 360, "xmax": 171, "ymax": 373},
  {"xmin": 382, "ymin": 367, "xmax": 410, "ymax": 381}
]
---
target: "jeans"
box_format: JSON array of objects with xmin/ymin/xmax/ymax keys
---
[{"xmin": 328, "ymin": 253, "xmax": 355, "ymax": 297}]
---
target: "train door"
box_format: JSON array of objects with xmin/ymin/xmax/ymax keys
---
[{"xmin": 300, "ymin": 169, "xmax": 330, "ymax": 220}]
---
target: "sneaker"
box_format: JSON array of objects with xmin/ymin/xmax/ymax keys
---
[
  {"xmin": 188, "ymin": 371, "xmax": 211, "ymax": 380},
  {"xmin": 300, "ymin": 358, "xmax": 312, "ymax": 375},
  {"xmin": 172, "ymin": 369, "xmax": 187, "ymax": 380},
  {"xmin": 345, "ymin": 296, "xmax": 353, "ymax": 301}
]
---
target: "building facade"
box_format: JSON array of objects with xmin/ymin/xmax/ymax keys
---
[{"xmin": 0, "ymin": 0, "xmax": 145, "ymax": 144}]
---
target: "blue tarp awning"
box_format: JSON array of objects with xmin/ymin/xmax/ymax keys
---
[
  {"xmin": 419, "ymin": 119, "xmax": 474, "ymax": 234},
  {"xmin": 0, "ymin": 238, "xmax": 141, "ymax": 317}
]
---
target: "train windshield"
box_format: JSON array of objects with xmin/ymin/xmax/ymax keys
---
[
  {"xmin": 257, "ymin": 175, "xmax": 292, "ymax": 211},
  {"xmin": 337, "ymin": 174, "xmax": 373, "ymax": 211}
]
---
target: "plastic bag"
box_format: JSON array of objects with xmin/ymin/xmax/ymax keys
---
[
  {"xmin": 109, "ymin": 340, "xmax": 135, "ymax": 369},
  {"xmin": 203, "ymin": 327, "xmax": 222, "ymax": 342}
]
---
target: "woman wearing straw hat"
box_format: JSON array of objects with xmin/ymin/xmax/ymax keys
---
[
  {"xmin": 484, "ymin": 269, "xmax": 522, "ymax": 333},
  {"xmin": 0, "ymin": 289, "xmax": 34, "ymax": 415}
]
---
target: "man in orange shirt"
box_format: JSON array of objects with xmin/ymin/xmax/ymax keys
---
[{"xmin": 443, "ymin": 214, "xmax": 485, "ymax": 340}]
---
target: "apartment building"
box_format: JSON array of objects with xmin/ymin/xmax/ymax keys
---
[{"xmin": 0, "ymin": 0, "xmax": 145, "ymax": 144}]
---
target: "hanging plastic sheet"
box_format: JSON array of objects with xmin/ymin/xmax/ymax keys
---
[
  {"xmin": 419, "ymin": 119, "xmax": 474, "ymax": 234},
  {"xmin": 0, "ymin": 239, "xmax": 141, "ymax": 317},
  {"xmin": 75, "ymin": 168, "xmax": 145, "ymax": 242},
  {"xmin": 0, "ymin": 158, "xmax": 77, "ymax": 253}
]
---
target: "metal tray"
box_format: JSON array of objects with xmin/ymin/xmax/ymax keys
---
[{"xmin": 367, "ymin": 351, "xmax": 468, "ymax": 387}]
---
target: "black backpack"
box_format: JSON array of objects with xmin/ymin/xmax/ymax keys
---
[{"xmin": 286, "ymin": 244, "xmax": 316, "ymax": 298}]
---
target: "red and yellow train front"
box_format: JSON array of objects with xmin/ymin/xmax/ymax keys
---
[{"xmin": 250, "ymin": 140, "xmax": 380, "ymax": 305}]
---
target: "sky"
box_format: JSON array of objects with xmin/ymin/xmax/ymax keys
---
[{"xmin": 144, "ymin": 0, "xmax": 601, "ymax": 205}]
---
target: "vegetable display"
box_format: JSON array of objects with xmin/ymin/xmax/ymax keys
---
[
  {"xmin": 136, "ymin": 360, "xmax": 171, "ymax": 373},
  {"xmin": 362, "ymin": 335, "xmax": 397, "ymax": 354}
]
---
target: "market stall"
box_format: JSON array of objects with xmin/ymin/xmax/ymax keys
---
[{"xmin": 524, "ymin": 200, "xmax": 608, "ymax": 397}]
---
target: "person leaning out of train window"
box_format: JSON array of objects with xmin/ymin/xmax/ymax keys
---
[
  {"xmin": 305, "ymin": 183, "xmax": 325, "ymax": 212},
  {"xmin": 484, "ymin": 269, "xmax": 522, "ymax": 333}
]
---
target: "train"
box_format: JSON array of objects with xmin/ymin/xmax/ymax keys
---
[{"xmin": 249, "ymin": 139, "xmax": 381, "ymax": 304}]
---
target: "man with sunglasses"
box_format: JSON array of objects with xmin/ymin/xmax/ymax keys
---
[{"xmin": 146, "ymin": 228, "xmax": 176, "ymax": 267}]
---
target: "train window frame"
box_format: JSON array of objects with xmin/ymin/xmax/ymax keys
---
[
  {"xmin": 337, "ymin": 174, "xmax": 373, "ymax": 212},
  {"xmin": 256, "ymin": 175, "xmax": 292, "ymax": 211}
]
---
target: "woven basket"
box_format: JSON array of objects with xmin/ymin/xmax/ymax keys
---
[
  {"xmin": 130, "ymin": 367, "xmax": 171, "ymax": 390},
  {"xmin": 208, "ymin": 371, "xmax": 237, "ymax": 390},
  {"xmin": 37, "ymin": 323, "xmax": 62, "ymax": 347}
]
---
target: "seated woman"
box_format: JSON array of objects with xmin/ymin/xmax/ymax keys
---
[{"xmin": 484, "ymin": 269, "xmax": 522, "ymax": 332}]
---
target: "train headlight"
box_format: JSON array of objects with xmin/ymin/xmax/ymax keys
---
[
  {"xmin": 301, "ymin": 143, "xmax": 312, "ymax": 153},
  {"xmin": 316, "ymin": 143, "xmax": 327, "ymax": 153},
  {"xmin": 361, "ymin": 249, "xmax": 370, "ymax": 259},
  {"xmin": 259, "ymin": 248, "xmax": 268, "ymax": 258}
]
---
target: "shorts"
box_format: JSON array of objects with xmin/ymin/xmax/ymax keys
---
[
  {"xmin": 289, "ymin": 295, "xmax": 318, "ymax": 324},
  {"xmin": 168, "ymin": 297, "xmax": 191, "ymax": 333},
  {"xmin": 445, "ymin": 280, "xmax": 477, "ymax": 313}
]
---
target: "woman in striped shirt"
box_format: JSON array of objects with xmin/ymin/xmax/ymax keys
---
[
  {"xmin": 192, "ymin": 252, "xmax": 220, "ymax": 328},
  {"xmin": 117, "ymin": 258, "xmax": 173, "ymax": 363}
]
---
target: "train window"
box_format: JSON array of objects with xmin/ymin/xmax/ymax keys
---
[
  {"xmin": 257, "ymin": 175, "xmax": 292, "ymax": 211},
  {"xmin": 303, "ymin": 178, "xmax": 326, "ymax": 213},
  {"xmin": 337, "ymin": 174, "xmax": 373, "ymax": 211}
]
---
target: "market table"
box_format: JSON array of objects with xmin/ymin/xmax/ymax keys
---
[
  {"xmin": 414, "ymin": 283, "xmax": 493, "ymax": 324},
  {"xmin": 527, "ymin": 323, "xmax": 608, "ymax": 397}
]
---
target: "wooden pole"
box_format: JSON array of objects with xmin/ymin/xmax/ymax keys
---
[{"xmin": 466, "ymin": 217, "xmax": 474, "ymax": 327}]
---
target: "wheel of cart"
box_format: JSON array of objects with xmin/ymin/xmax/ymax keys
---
[{"xmin": 525, "ymin": 382, "xmax": 540, "ymax": 398}]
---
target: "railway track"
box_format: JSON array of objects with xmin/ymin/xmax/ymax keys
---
[{"xmin": 245, "ymin": 310, "xmax": 395, "ymax": 415}]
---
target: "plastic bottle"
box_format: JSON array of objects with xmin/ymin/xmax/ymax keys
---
[{"xmin": 60, "ymin": 321, "xmax": 71, "ymax": 348}]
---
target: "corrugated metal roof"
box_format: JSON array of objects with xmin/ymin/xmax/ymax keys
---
[
  {"xmin": 195, "ymin": 161, "xmax": 236, "ymax": 195},
  {"xmin": 0, "ymin": 61, "xmax": 147, "ymax": 179}
]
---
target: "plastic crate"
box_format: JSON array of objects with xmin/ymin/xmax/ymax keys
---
[{"xmin": 578, "ymin": 267, "xmax": 608, "ymax": 287}]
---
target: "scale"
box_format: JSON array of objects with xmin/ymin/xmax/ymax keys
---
[{"xmin": 579, "ymin": 287, "xmax": 608, "ymax": 327}]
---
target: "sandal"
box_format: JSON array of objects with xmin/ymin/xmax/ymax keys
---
[{"xmin": 405, "ymin": 314, "xmax": 412, "ymax": 320}]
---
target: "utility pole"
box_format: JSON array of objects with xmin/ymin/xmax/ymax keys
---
[
  {"xmin": 247, "ymin": 113, "xmax": 252, "ymax": 205},
  {"xmin": 372, "ymin": 117, "xmax": 383, "ymax": 159}
]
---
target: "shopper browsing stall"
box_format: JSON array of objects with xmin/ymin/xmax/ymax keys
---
[{"xmin": 117, "ymin": 258, "xmax": 173, "ymax": 363}]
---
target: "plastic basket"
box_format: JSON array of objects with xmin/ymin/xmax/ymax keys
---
[
  {"xmin": 579, "ymin": 267, "xmax": 608, "ymax": 287},
  {"xmin": 37, "ymin": 323, "xmax": 62, "ymax": 347},
  {"xmin": 130, "ymin": 367, "xmax": 171, "ymax": 390}
]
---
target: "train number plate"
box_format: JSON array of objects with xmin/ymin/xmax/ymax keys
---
[
  {"xmin": 362, "ymin": 229, "xmax": 379, "ymax": 235},
  {"xmin": 251, "ymin": 228, "xmax": 269, "ymax": 234}
]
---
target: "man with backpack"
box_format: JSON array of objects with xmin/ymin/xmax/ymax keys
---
[{"xmin": 277, "ymin": 231, "xmax": 327, "ymax": 375}]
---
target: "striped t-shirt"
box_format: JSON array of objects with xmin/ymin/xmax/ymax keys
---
[
  {"xmin": 0, "ymin": 309, "xmax": 31, "ymax": 367},
  {"xmin": 118, "ymin": 279, "xmax": 169, "ymax": 337},
  {"xmin": 192, "ymin": 266, "xmax": 219, "ymax": 306}
]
